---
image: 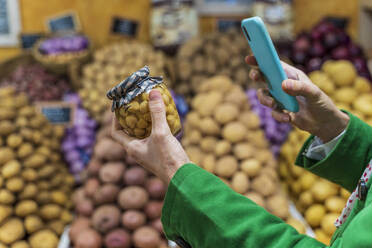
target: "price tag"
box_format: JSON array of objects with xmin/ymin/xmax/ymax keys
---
[
  {"xmin": 46, "ymin": 11, "xmax": 80, "ymax": 33},
  {"xmin": 19, "ymin": 33, "xmax": 44, "ymax": 49},
  {"xmin": 111, "ymin": 17, "xmax": 139, "ymax": 37},
  {"xmin": 35, "ymin": 102, "xmax": 75, "ymax": 126},
  {"xmin": 217, "ymin": 19, "xmax": 242, "ymax": 32}
]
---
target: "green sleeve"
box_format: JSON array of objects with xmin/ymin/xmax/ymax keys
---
[
  {"xmin": 161, "ymin": 163, "xmax": 326, "ymax": 248},
  {"xmin": 295, "ymin": 112, "xmax": 372, "ymax": 192}
]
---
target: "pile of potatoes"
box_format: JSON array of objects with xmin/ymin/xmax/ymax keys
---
[
  {"xmin": 279, "ymin": 60, "xmax": 372, "ymax": 244},
  {"xmin": 69, "ymin": 114, "xmax": 169, "ymax": 248},
  {"xmin": 181, "ymin": 75, "xmax": 306, "ymax": 233},
  {"xmin": 79, "ymin": 42, "xmax": 172, "ymax": 124},
  {"xmin": 0, "ymin": 87, "xmax": 75, "ymax": 248},
  {"xmin": 174, "ymin": 30, "xmax": 255, "ymax": 103}
]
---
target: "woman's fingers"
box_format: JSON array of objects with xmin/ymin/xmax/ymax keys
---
[
  {"xmin": 149, "ymin": 90, "xmax": 171, "ymax": 136},
  {"xmin": 282, "ymin": 79, "xmax": 321, "ymax": 101},
  {"xmin": 271, "ymin": 110, "xmax": 291, "ymax": 123},
  {"xmin": 111, "ymin": 116, "xmax": 134, "ymax": 146},
  {"xmin": 257, "ymin": 88, "xmax": 276, "ymax": 108}
]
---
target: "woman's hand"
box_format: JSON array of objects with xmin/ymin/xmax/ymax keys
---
[
  {"xmin": 246, "ymin": 55, "xmax": 349, "ymax": 142},
  {"xmin": 111, "ymin": 90, "xmax": 190, "ymax": 185}
]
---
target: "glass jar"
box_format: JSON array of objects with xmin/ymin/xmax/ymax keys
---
[{"xmin": 107, "ymin": 66, "xmax": 181, "ymax": 139}]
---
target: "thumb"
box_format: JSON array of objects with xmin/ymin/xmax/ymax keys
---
[
  {"xmin": 149, "ymin": 89, "xmax": 171, "ymax": 133},
  {"xmin": 282, "ymin": 79, "xmax": 321, "ymax": 101}
]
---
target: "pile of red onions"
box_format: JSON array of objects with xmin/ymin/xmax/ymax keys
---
[
  {"xmin": 278, "ymin": 19, "xmax": 371, "ymax": 80},
  {"xmin": 62, "ymin": 93, "xmax": 97, "ymax": 182},
  {"xmin": 0, "ymin": 64, "xmax": 70, "ymax": 101},
  {"xmin": 39, "ymin": 35, "xmax": 89, "ymax": 55},
  {"xmin": 246, "ymin": 89, "xmax": 292, "ymax": 156}
]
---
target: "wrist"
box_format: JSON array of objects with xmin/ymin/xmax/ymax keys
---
[
  {"xmin": 314, "ymin": 111, "xmax": 349, "ymax": 143},
  {"xmin": 164, "ymin": 159, "xmax": 190, "ymax": 185}
]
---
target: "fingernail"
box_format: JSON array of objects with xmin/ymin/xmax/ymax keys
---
[
  {"xmin": 149, "ymin": 90, "xmax": 162, "ymax": 101},
  {"xmin": 284, "ymin": 80, "xmax": 293, "ymax": 89}
]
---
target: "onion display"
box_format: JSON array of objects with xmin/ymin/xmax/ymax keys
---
[
  {"xmin": 246, "ymin": 89, "xmax": 292, "ymax": 156},
  {"xmin": 0, "ymin": 64, "xmax": 70, "ymax": 102},
  {"xmin": 278, "ymin": 18, "xmax": 372, "ymax": 80},
  {"xmin": 62, "ymin": 93, "xmax": 97, "ymax": 183}
]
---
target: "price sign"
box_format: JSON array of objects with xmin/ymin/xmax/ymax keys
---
[
  {"xmin": 19, "ymin": 33, "xmax": 44, "ymax": 49},
  {"xmin": 36, "ymin": 102, "xmax": 75, "ymax": 126},
  {"xmin": 217, "ymin": 19, "xmax": 242, "ymax": 32},
  {"xmin": 47, "ymin": 12, "xmax": 80, "ymax": 33},
  {"xmin": 111, "ymin": 17, "xmax": 139, "ymax": 37}
]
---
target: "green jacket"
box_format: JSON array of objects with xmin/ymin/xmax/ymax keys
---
[{"xmin": 161, "ymin": 112, "xmax": 372, "ymax": 248}]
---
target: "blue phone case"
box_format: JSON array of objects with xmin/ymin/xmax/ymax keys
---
[{"xmin": 241, "ymin": 17, "xmax": 299, "ymax": 112}]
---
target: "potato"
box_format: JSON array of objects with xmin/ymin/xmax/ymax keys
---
[
  {"xmin": 354, "ymin": 76, "xmax": 371, "ymax": 93},
  {"xmin": 298, "ymin": 173, "xmax": 316, "ymax": 191},
  {"xmin": 199, "ymin": 117, "xmax": 220, "ymax": 135},
  {"xmin": 76, "ymin": 199, "xmax": 94, "ymax": 216},
  {"xmin": 315, "ymin": 228, "xmax": 331, "ymax": 245},
  {"xmin": 251, "ymin": 175, "xmax": 276, "ymax": 197},
  {"xmin": 200, "ymin": 137, "xmax": 218, "ymax": 153},
  {"xmin": 72, "ymin": 187, "xmax": 86, "ymax": 205},
  {"xmin": 133, "ymin": 226, "xmax": 161, "ymax": 248},
  {"xmin": 214, "ymin": 140, "xmax": 232, "ymax": 157},
  {"xmin": 150, "ymin": 218, "xmax": 163, "ymax": 234},
  {"xmin": 99, "ymin": 162, "xmax": 126, "ymax": 184},
  {"xmin": 0, "ymin": 205, "xmax": 12, "ymax": 225},
  {"xmin": 94, "ymin": 138, "xmax": 126, "ymax": 161},
  {"xmin": 144, "ymin": 201, "xmax": 163, "ymax": 219},
  {"xmin": 0, "ymin": 189, "xmax": 15, "ymax": 204},
  {"xmin": 92, "ymin": 205, "xmax": 121, "ymax": 233},
  {"xmin": 185, "ymin": 146, "xmax": 203, "ymax": 165},
  {"xmin": 51, "ymin": 191, "xmax": 68, "ymax": 205},
  {"xmin": 187, "ymin": 130, "xmax": 202, "ymax": 144},
  {"xmin": 239, "ymin": 112, "xmax": 260, "ymax": 129},
  {"xmin": 122, "ymin": 210, "xmax": 146, "ymax": 230},
  {"xmin": 298, "ymin": 191, "xmax": 313, "ymax": 207},
  {"xmin": 0, "ymin": 148, "xmax": 15, "ymax": 165},
  {"xmin": 48, "ymin": 220, "xmax": 65, "ymax": 235},
  {"xmin": 6, "ymin": 177, "xmax": 24, "ymax": 192},
  {"xmin": 0, "ymin": 218, "xmax": 25, "ymax": 245},
  {"xmin": 321, "ymin": 213, "xmax": 338, "ymax": 235},
  {"xmin": 6, "ymin": 134, "xmax": 23, "ymax": 148},
  {"xmin": 233, "ymin": 143, "xmax": 254, "ymax": 160},
  {"xmin": 11, "ymin": 241, "xmax": 30, "ymax": 248},
  {"xmin": 266, "ymin": 194, "xmax": 289, "ymax": 219},
  {"xmin": 15, "ymin": 200, "xmax": 38, "ymax": 217},
  {"xmin": 38, "ymin": 165, "xmax": 55, "ymax": 178},
  {"xmin": 197, "ymin": 91, "xmax": 223, "ymax": 117},
  {"xmin": 23, "ymin": 154, "xmax": 47, "ymax": 168},
  {"xmin": 305, "ymin": 204, "xmax": 326, "ymax": 227},
  {"xmin": 325, "ymin": 196, "xmax": 345, "ymax": 213},
  {"xmin": 286, "ymin": 217, "xmax": 306, "ymax": 234},
  {"xmin": 202, "ymin": 154, "xmax": 216, "ymax": 173},
  {"xmin": 40, "ymin": 204, "xmax": 62, "ymax": 220},
  {"xmin": 145, "ymin": 177, "xmax": 166, "ymax": 199},
  {"xmin": 222, "ymin": 122, "xmax": 247, "ymax": 143},
  {"xmin": 241, "ymin": 159, "xmax": 261, "ymax": 177},
  {"xmin": 311, "ymin": 180, "xmax": 338, "ymax": 202},
  {"xmin": 87, "ymin": 159, "xmax": 102, "ymax": 177},
  {"xmin": 340, "ymin": 188, "xmax": 350, "ymax": 199},
  {"xmin": 1, "ymin": 160, "xmax": 21, "ymax": 178},
  {"xmin": 118, "ymin": 186, "xmax": 149, "ymax": 210},
  {"xmin": 185, "ymin": 112, "xmax": 200, "ymax": 128},
  {"xmin": 29, "ymin": 230, "xmax": 58, "ymax": 248},
  {"xmin": 231, "ymin": 172, "xmax": 249, "ymax": 194},
  {"xmin": 69, "ymin": 217, "xmax": 91, "ymax": 242},
  {"xmin": 94, "ymin": 184, "xmax": 120, "ymax": 205},
  {"xmin": 104, "ymin": 229, "xmax": 131, "ymax": 248},
  {"xmin": 327, "ymin": 60, "xmax": 356, "ymax": 86},
  {"xmin": 245, "ymin": 192, "xmax": 265, "ymax": 207},
  {"xmin": 333, "ymin": 88, "xmax": 357, "ymax": 104},
  {"xmin": 75, "ymin": 228, "xmax": 102, "ymax": 248},
  {"xmin": 0, "ymin": 121, "xmax": 15, "ymax": 136},
  {"xmin": 60, "ymin": 209, "xmax": 73, "ymax": 224},
  {"xmin": 215, "ymin": 156, "xmax": 238, "ymax": 178},
  {"xmin": 214, "ymin": 103, "xmax": 239, "ymax": 124},
  {"xmin": 353, "ymin": 95, "xmax": 372, "ymax": 116},
  {"xmin": 123, "ymin": 167, "xmax": 147, "ymax": 186}
]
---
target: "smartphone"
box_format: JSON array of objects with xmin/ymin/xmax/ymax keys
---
[{"xmin": 241, "ymin": 16, "xmax": 299, "ymax": 112}]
